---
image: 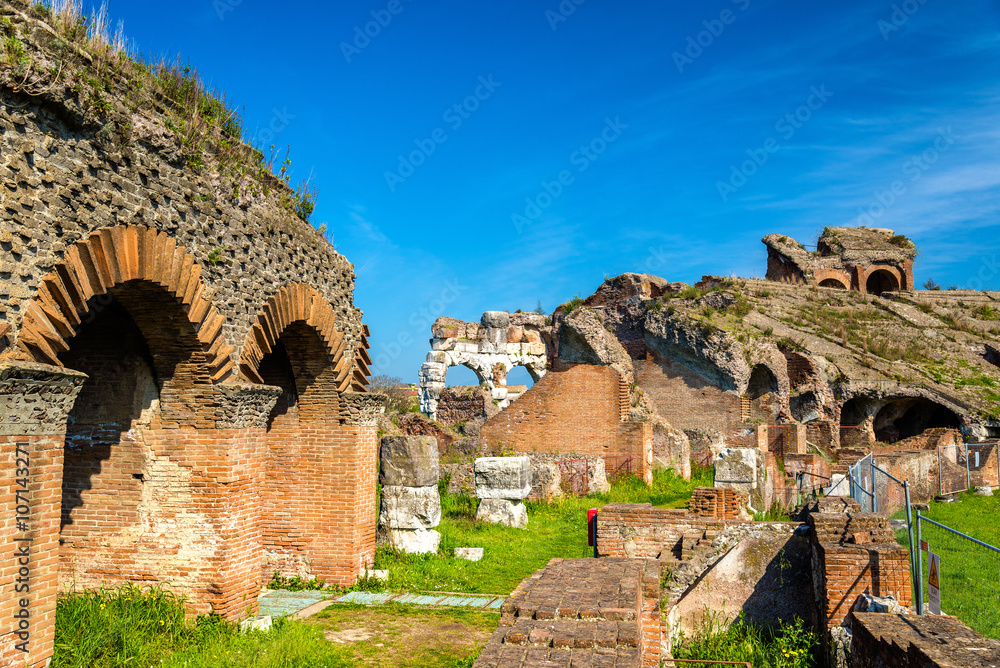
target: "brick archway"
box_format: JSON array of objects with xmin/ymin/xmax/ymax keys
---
[
  {"xmin": 8, "ymin": 225, "xmax": 235, "ymax": 381},
  {"xmin": 238, "ymin": 282, "xmax": 355, "ymax": 389},
  {"xmin": 813, "ymin": 268, "xmax": 850, "ymax": 290},
  {"xmin": 859, "ymin": 265, "xmax": 903, "ymax": 295}
]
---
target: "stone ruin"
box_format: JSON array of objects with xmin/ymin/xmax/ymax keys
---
[
  {"xmin": 0, "ymin": 9, "xmax": 383, "ymax": 665},
  {"xmin": 419, "ymin": 311, "xmax": 550, "ymax": 420},
  {"xmin": 378, "ymin": 436, "xmax": 442, "ymax": 553},
  {"xmin": 763, "ymin": 226, "xmax": 917, "ymax": 293},
  {"xmin": 475, "ymin": 456, "xmax": 532, "ymax": 529}
]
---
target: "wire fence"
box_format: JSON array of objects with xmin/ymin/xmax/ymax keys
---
[
  {"xmin": 938, "ymin": 442, "xmax": 1000, "ymax": 495},
  {"xmin": 916, "ymin": 512, "xmax": 1000, "ymax": 639}
]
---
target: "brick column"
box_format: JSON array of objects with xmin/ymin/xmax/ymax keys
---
[
  {"xmin": 0, "ymin": 361, "xmax": 86, "ymax": 668},
  {"xmin": 212, "ymin": 384, "xmax": 280, "ymax": 619}
]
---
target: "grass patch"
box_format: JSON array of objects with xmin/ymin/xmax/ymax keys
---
[
  {"xmin": 672, "ymin": 613, "xmax": 818, "ymax": 667},
  {"xmin": 306, "ymin": 602, "xmax": 497, "ymax": 667},
  {"xmin": 375, "ymin": 466, "xmax": 711, "ymax": 595},
  {"xmin": 894, "ymin": 493, "xmax": 1000, "ymax": 639},
  {"xmin": 53, "ymin": 584, "xmax": 352, "ymax": 668}
]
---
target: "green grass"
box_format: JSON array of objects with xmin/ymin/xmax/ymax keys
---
[
  {"xmin": 672, "ymin": 613, "xmax": 818, "ymax": 668},
  {"xmin": 53, "ymin": 584, "xmax": 353, "ymax": 668},
  {"xmin": 305, "ymin": 603, "xmax": 498, "ymax": 667},
  {"xmin": 375, "ymin": 466, "xmax": 711, "ymax": 595},
  {"xmin": 894, "ymin": 492, "xmax": 1000, "ymax": 639}
]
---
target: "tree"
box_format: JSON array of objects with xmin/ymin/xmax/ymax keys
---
[
  {"xmin": 923, "ymin": 278, "xmax": 941, "ymax": 291},
  {"xmin": 534, "ymin": 300, "xmax": 545, "ymax": 314},
  {"xmin": 368, "ymin": 374, "xmax": 413, "ymax": 413}
]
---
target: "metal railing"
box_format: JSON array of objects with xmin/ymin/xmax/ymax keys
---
[
  {"xmin": 556, "ymin": 458, "xmax": 589, "ymax": 496},
  {"xmin": 915, "ymin": 511, "xmax": 1000, "ymax": 639},
  {"xmin": 848, "ymin": 453, "xmax": 875, "ymax": 512},
  {"xmin": 938, "ymin": 442, "xmax": 1000, "ymax": 495}
]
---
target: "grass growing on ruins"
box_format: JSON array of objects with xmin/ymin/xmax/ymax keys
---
[
  {"xmin": 374, "ymin": 466, "xmax": 711, "ymax": 595},
  {"xmin": 305, "ymin": 602, "xmax": 498, "ymax": 667},
  {"xmin": 894, "ymin": 492, "xmax": 1000, "ymax": 638},
  {"xmin": 671, "ymin": 614, "xmax": 818, "ymax": 668},
  {"xmin": 53, "ymin": 584, "xmax": 352, "ymax": 668}
]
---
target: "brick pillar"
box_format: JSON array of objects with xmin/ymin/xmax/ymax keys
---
[
  {"xmin": 0, "ymin": 361, "xmax": 86, "ymax": 668},
  {"xmin": 338, "ymin": 393, "xmax": 387, "ymax": 580},
  {"xmin": 212, "ymin": 384, "xmax": 280, "ymax": 619}
]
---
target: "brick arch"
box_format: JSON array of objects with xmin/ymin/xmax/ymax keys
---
[
  {"xmin": 813, "ymin": 268, "xmax": 850, "ymax": 290},
  {"xmin": 859, "ymin": 264, "xmax": 903, "ymax": 294},
  {"xmin": 239, "ymin": 282, "xmax": 355, "ymax": 390},
  {"xmin": 9, "ymin": 225, "xmax": 235, "ymax": 381}
]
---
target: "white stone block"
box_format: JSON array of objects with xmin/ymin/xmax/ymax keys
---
[
  {"xmin": 475, "ymin": 457, "xmax": 531, "ymax": 499},
  {"xmin": 385, "ymin": 528, "xmax": 440, "ymax": 554},
  {"xmin": 476, "ymin": 498, "xmax": 528, "ymax": 528},
  {"xmin": 240, "ymin": 616, "xmax": 272, "ymax": 633},
  {"xmin": 454, "ymin": 547, "xmax": 484, "ymax": 561}
]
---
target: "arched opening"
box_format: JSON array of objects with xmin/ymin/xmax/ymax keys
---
[
  {"xmin": 839, "ymin": 396, "xmax": 875, "ymax": 448},
  {"xmin": 873, "ymin": 398, "xmax": 961, "ymax": 443},
  {"xmin": 866, "ymin": 269, "xmax": 900, "ymax": 294},
  {"xmin": 747, "ymin": 365, "xmax": 778, "ymax": 400},
  {"xmin": 57, "ymin": 281, "xmax": 213, "ymax": 593},
  {"xmin": 258, "ymin": 340, "xmax": 298, "ymax": 429},
  {"xmin": 819, "ymin": 278, "xmax": 848, "ymax": 289},
  {"xmin": 446, "ymin": 364, "xmax": 486, "ymax": 387},
  {"xmin": 840, "ymin": 397, "xmax": 869, "ymax": 427}
]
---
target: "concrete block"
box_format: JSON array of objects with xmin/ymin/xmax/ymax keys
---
[
  {"xmin": 380, "ymin": 436, "xmax": 439, "ymax": 487},
  {"xmin": 454, "ymin": 547, "xmax": 484, "ymax": 561},
  {"xmin": 378, "ymin": 485, "xmax": 441, "ymax": 529},
  {"xmin": 475, "ymin": 456, "xmax": 531, "ymax": 499}
]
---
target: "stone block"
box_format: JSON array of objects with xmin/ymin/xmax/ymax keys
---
[
  {"xmin": 378, "ymin": 485, "xmax": 441, "ymax": 529},
  {"xmin": 383, "ymin": 528, "xmax": 441, "ymax": 554},
  {"xmin": 481, "ymin": 311, "xmax": 511, "ymax": 329},
  {"xmin": 240, "ymin": 616, "xmax": 272, "ymax": 633},
  {"xmin": 380, "ymin": 436, "xmax": 439, "ymax": 487},
  {"xmin": 475, "ymin": 457, "xmax": 531, "ymax": 499},
  {"xmin": 362, "ymin": 569, "xmax": 388, "ymax": 582},
  {"xmin": 476, "ymin": 498, "xmax": 528, "ymax": 528},
  {"xmin": 974, "ymin": 485, "xmax": 994, "ymax": 496},
  {"xmin": 455, "ymin": 547, "xmax": 484, "ymax": 561},
  {"xmin": 714, "ymin": 447, "xmax": 765, "ymax": 511}
]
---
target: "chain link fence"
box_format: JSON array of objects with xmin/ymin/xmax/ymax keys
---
[{"xmin": 916, "ymin": 512, "xmax": 1000, "ymax": 639}]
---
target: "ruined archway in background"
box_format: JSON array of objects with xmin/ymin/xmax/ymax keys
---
[
  {"xmin": 866, "ymin": 269, "xmax": 900, "ymax": 294},
  {"xmin": 873, "ymin": 398, "xmax": 961, "ymax": 443},
  {"xmin": 9, "ymin": 226, "xmax": 235, "ymax": 381},
  {"xmin": 819, "ymin": 278, "xmax": 848, "ymax": 289}
]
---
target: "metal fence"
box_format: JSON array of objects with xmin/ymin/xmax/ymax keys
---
[
  {"xmin": 556, "ymin": 459, "xmax": 589, "ymax": 496},
  {"xmin": 848, "ymin": 453, "xmax": 875, "ymax": 512},
  {"xmin": 690, "ymin": 451, "xmax": 714, "ymax": 468},
  {"xmin": 604, "ymin": 455, "xmax": 634, "ymax": 481},
  {"xmin": 938, "ymin": 442, "xmax": 1000, "ymax": 495},
  {"xmin": 916, "ymin": 511, "xmax": 1000, "ymax": 639}
]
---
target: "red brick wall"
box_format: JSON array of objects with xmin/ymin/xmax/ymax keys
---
[
  {"xmin": 480, "ymin": 363, "xmax": 652, "ymax": 483},
  {"xmin": 260, "ymin": 324, "xmax": 377, "ymax": 586},
  {"xmin": 596, "ymin": 503, "xmax": 727, "ymax": 558},
  {"xmin": 814, "ymin": 541, "xmax": 913, "ymax": 629},
  {"xmin": 689, "ymin": 487, "xmax": 747, "ymax": 520},
  {"xmin": 634, "ymin": 355, "xmax": 742, "ymax": 436}
]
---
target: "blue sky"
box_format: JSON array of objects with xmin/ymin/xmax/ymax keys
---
[{"xmin": 107, "ymin": 0, "xmax": 1000, "ymax": 383}]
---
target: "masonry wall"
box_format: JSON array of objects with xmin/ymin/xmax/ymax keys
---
[
  {"xmin": 480, "ymin": 363, "xmax": 652, "ymax": 483},
  {"xmin": 634, "ymin": 356, "xmax": 743, "ymax": 438},
  {"xmin": 0, "ymin": 8, "xmax": 379, "ymax": 665},
  {"xmin": 596, "ymin": 503, "xmax": 727, "ymax": 559}
]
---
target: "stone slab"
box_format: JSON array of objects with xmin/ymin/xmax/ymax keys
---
[{"xmin": 475, "ymin": 456, "xmax": 531, "ymax": 499}]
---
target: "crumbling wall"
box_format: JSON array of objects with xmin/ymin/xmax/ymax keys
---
[
  {"xmin": 480, "ymin": 362, "xmax": 652, "ymax": 484},
  {"xmin": 0, "ymin": 7, "xmax": 379, "ymax": 665},
  {"xmin": 850, "ymin": 612, "xmax": 1000, "ymax": 668}
]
